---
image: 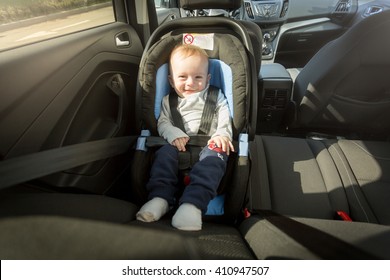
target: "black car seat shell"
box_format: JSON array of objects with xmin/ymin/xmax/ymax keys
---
[
  {"xmin": 132, "ymin": 9, "xmax": 261, "ymax": 225},
  {"xmin": 126, "ymin": 0, "xmax": 261, "ymax": 259}
]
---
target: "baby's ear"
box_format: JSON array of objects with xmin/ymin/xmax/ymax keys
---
[{"xmin": 207, "ymin": 74, "xmax": 211, "ymax": 82}]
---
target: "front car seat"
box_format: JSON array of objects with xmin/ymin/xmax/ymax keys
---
[{"xmin": 290, "ymin": 9, "xmax": 390, "ymax": 138}]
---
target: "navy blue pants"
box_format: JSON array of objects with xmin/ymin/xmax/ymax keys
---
[{"xmin": 146, "ymin": 144, "xmax": 228, "ymax": 213}]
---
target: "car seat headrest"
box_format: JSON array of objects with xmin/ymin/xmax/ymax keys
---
[{"xmin": 180, "ymin": 0, "xmax": 241, "ymax": 10}]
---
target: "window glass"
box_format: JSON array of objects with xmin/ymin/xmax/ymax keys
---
[
  {"xmin": 154, "ymin": 0, "xmax": 162, "ymax": 8},
  {"xmin": 0, "ymin": 0, "xmax": 115, "ymax": 51},
  {"xmin": 154, "ymin": 0, "xmax": 170, "ymax": 9}
]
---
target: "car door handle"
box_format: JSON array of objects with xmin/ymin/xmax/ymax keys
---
[{"xmin": 115, "ymin": 32, "xmax": 130, "ymax": 47}]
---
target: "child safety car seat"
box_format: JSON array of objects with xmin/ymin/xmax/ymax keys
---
[{"xmin": 131, "ymin": 0, "xmax": 261, "ymax": 224}]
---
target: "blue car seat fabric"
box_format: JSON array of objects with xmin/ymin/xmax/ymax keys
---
[{"xmin": 153, "ymin": 54, "xmax": 234, "ymax": 217}]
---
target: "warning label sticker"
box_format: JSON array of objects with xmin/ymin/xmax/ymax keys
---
[{"xmin": 182, "ymin": 33, "xmax": 214, "ymax": 50}]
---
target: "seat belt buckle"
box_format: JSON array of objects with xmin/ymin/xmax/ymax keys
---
[
  {"xmin": 135, "ymin": 130, "xmax": 151, "ymax": 151},
  {"xmin": 243, "ymin": 208, "xmax": 251, "ymax": 219},
  {"xmin": 238, "ymin": 133, "xmax": 249, "ymax": 157},
  {"xmin": 208, "ymin": 142, "xmax": 224, "ymax": 153},
  {"xmin": 336, "ymin": 211, "xmax": 353, "ymax": 221}
]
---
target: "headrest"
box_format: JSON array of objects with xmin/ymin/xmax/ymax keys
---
[
  {"xmin": 180, "ymin": 0, "xmax": 242, "ymax": 10},
  {"xmin": 154, "ymin": 59, "xmax": 233, "ymax": 119}
]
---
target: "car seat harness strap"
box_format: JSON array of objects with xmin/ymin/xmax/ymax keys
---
[
  {"xmin": 197, "ymin": 86, "xmax": 219, "ymax": 135},
  {"xmin": 169, "ymin": 85, "xmax": 219, "ymax": 136},
  {"xmin": 169, "ymin": 85, "xmax": 220, "ymax": 169},
  {"xmin": 168, "ymin": 89, "xmax": 186, "ymax": 133}
]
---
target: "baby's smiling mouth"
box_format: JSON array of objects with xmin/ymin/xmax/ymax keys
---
[{"xmin": 184, "ymin": 89, "xmax": 196, "ymax": 94}]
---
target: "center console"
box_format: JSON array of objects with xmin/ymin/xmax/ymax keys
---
[
  {"xmin": 257, "ymin": 63, "xmax": 292, "ymax": 133},
  {"xmin": 241, "ymin": 0, "xmax": 289, "ymax": 60}
]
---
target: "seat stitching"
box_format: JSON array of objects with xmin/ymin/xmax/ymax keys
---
[{"xmin": 329, "ymin": 145, "xmax": 370, "ymax": 222}]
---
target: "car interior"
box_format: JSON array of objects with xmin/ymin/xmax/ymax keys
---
[{"xmin": 1, "ymin": 0, "xmax": 390, "ymax": 260}]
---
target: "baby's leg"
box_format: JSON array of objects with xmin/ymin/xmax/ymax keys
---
[
  {"xmin": 137, "ymin": 145, "xmax": 179, "ymax": 222},
  {"xmin": 173, "ymin": 146, "xmax": 228, "ymax": 230}
]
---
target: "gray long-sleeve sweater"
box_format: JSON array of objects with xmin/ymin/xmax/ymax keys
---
[{"xmin": 157, "ymin": 86, "xmax": 233, "ymax": 144}]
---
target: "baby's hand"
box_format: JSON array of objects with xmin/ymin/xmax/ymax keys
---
[
  {"xmin": 208, "ymin": 136, "xmax": 234, "ymax": 155},
  {"xmin": 172, "ymin": 137, "xmax": 190, "ymax": 151}
]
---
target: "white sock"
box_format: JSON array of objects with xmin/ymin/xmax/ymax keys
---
[
  {"xmin": 172, "ymin": 203, "xmax": 202, "ymax": 231},
  {"xmin": 136, "ymin": 197, "xmax": 169, "ymax": 222}
]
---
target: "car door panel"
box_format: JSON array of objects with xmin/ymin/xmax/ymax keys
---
[{"xmin": 0, "ymin": 22, "xmax": 143, "ymax": 193}]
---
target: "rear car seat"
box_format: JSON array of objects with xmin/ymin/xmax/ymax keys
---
[
  {"xmin": 240, "ymin": 214, "xmax": 390, "ymax": 259},
  {"xmin": 325, "ymin": 139, "xmax": 390, "ymax": 225},
  {"xmin": 0, "ymin": 0, "xmax": 260, "ymax": 260},
  {"xmin": 241, "ymin": 135, "xmax": 390, "ymax": 259},
  {"xmin": 249, "ymin": 135, "xmax": 348, "ymax": 220},
  {"xmin": 0, "ymin": 215, "xmax": 255, "ymax": 260},
  {"xmin": 249, "ymin": 135, "xmax": 390, "ymax": 225},
  {"xmin": 240, "ymin": 9, "xmax": 390, "ymax": 259},
  {"xmin": 0, "ymin": 190, "xmax": 138, "ymax": 223}
]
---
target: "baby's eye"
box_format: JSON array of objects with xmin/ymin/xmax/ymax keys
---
[{"xmin": 196, "ymin": 76, "xmax": 204, "ymax": 79}]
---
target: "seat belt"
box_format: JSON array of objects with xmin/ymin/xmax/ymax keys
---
[
  {"xmin": 0, "ymin": 136, "xmax": 135, "ymax": 190},
  {"xmin": 255, "ymin": 209, "xmax": 380, "ymax": 259},
  {"xmin": 225, "ymin": 139, "xmax": 250, "ymax": 223},
  {"xmin": 248, "ymin": 136, "xmax": 272, "ymax": 210},
  {"xmin": 145, "ymin": 135, "xmax": 210, "ymax": 148}
]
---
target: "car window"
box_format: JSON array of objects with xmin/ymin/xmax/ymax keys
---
[
  {"xmin": 153, "ymin": 0, "xmax": 181, "ymax": 26},
  {"xmin": 0, "ymin": 0, "xmax": 115, "ymax": 51},
  {"xmin": 154, "ymin": 0, "xmax": 171, "ymax": 9}
]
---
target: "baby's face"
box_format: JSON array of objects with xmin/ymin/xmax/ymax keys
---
[{"xmin": 169, "ymin": 52, "xmax": 210, "ymax": 98}]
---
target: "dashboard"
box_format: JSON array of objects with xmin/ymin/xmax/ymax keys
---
[
  {"xmin": 239, "ymin": 0, "xmax": 355, "ymax": 64},
  {"xmin": 238, "ymin": 0, "xmax": 390, "ymax": 67},
  {"xmin": 180, "ymin": 0, "xmax": 390, "ymax": 68}
]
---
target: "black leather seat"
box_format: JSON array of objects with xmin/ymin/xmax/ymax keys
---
[{"xmin": 290, "ymin": 9, "xmax": 390, "ymax": 138}]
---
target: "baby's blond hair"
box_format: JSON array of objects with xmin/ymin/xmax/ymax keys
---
[{"xmin": 170, "ymin": 44, "xmax": 208, "ymax": 63}]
